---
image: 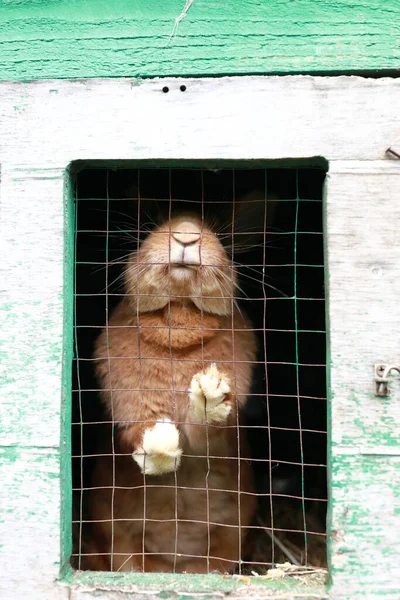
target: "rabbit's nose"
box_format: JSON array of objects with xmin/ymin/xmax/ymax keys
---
[{"xmin": 171, "ymin": 221, "xmax": 201, "ymax": 246}]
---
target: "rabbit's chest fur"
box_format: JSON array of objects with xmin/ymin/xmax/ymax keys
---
[{"xmin": 96, "ymin": 300, "xmax": 255, "ymax": 428}]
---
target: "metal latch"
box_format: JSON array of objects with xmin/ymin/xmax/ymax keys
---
[{"xmin": 374, "ymin": 364, "xmax": 400, "ymax": 397}]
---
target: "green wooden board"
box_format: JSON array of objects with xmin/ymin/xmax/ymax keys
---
[
  {"xmin": 1, "ymin": 0, "xmax": 400, "ymax": 81},
  {"xmin": 63, "ymin": 565, "xmax": 327, "ymax": 596}
]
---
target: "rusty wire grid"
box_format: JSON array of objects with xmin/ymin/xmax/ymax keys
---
[{"xmin": 71, "ymin": 166, "xmax": 327, "ymax": 574}]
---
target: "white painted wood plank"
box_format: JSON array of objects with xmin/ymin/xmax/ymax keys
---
[
  {"xmin": 0, "ymin": 77, "xmax": 399, "ymax": 167},
  {"xmin": 326, "ymin": 172, "xmax": 400, "ymax": 450},
  {"xmin": 0, "ymin": 168, "xmax": 69, "ymax": 599},
  {"xmin": 0, "ymin": 169, "xmax": 65, "ymax": 447}
]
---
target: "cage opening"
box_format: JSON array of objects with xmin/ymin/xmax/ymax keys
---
[{"xmin": 71, "ymin": 165, "xmax": 327, "ymax": 574}]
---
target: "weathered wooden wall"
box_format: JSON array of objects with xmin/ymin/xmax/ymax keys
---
[
  {"xmin": 1, "ymin": 77, "xmax": 400, "ymax": 599},
  {"xmin": 1, "ymin": 1, "xmax": 400, "ymax": 598},
  {"xmin": 0, "ymin": 0, "xmax": 400, "ymax": 80}
]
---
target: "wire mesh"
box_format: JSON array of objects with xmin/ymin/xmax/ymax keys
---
[{"xmin": 71, "ymin": 166, "xmax": 327, "ymax": 574}]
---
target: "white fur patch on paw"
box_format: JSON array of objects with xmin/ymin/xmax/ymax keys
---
[
  {"xmin": 189, "ymin": 363, "xmax": 231, "ymax": 424},
  {"xmin": 132, "ymin": 419, "xmax": 182, "ymax": 475}
]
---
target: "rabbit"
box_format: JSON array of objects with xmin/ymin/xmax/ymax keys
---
[{"xmin": 86, "ymin": 213, "xmax": 257, "ymax": 574}]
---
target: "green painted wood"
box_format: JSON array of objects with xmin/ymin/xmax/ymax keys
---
[
  {"xmin": 329, "ymin": 453, "xmax": 400, "ymax": 598},
  {"xmin": 60, "ymin": 166, "xmax": 75, "ymax": 568},
  {"xmin": 1, "ymin": 0, "xmax": 400, "ymax": 81},
  {"xmin": 63, "ymin": 565, "xmax": 327, "ymax": 597}
]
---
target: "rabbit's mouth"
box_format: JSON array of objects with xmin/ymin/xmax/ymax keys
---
[
  {"xmin": 170, "ymin": 263, "xmax": 198, "ymax": 278},
  {"xmin": 170, "ymin": 261, "xmax": 198, "ymax": 270}
]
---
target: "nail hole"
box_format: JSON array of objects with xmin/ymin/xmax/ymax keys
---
[
  {"xmin": 162, "ymin": 86, "xmax": 169, "ymax": 93},
  {"xmin": 180, "ymin": 85, "xmax": 187, "ymax": 92}
]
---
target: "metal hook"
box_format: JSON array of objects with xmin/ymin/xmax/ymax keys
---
[{"xmin": 374, "ymin": 364, "xmax": 400, "ymax": 396}]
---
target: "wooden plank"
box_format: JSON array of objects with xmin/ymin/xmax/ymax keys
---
[
  {"xmin": 0, "ymin": 0, "xmax": 400, "ymax": 80},
  {"xmin": 0, "ymin": 168, "xmax": 72, "ymax": 599},
  {"xmin": 67, "ymin": 569, "xmax": 327, "ymax": 599},
  {"xmin": 0, "ymin": 446, "xmax": 69, "ymax": 600},
  {"xmin": 330, "ymin": 454, "xmax": 400, "ymax": 599},
  {"xmin": 326, "ymin": 170, "xmax": 400, "ymax": 450},
  {"xmin": 0, "ymin": 77, "xmax": 400, "ymax": 165},
  {"xmin": 325, "ymin": 170, "xmax": 400, "ymax": 598},
  {"xmin": 0, "ymin": 169, "xmax": 66, "ymax": 447}
]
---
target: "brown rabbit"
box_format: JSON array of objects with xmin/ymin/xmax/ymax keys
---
[{"xmin": 86, "ymin": 214, "xmax": 257, "ymax": 573}]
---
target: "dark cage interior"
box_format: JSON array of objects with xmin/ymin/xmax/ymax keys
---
[{"xmin": 71, "ymin": 165, "xmax": 327, "ymax": 573}]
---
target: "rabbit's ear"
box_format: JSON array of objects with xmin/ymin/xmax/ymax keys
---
[
  {"xmin": 121, "ymin": 181, "xmax": 170, "ymax": 229},
  {"xmin": 219, "ymin": 190, "xmax": 279, "ymax": 254},
  {"xmin": 123, "ymin": 181, "xmax": 139, "ymax": 199},
  {"xmin": 235, "ymin": 189, "xmax": 278, "ymax": 230}
]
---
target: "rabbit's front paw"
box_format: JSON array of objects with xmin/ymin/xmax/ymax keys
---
[
  {"xmin": 132, "ymin": 419, "xmax": 182, "ymax": 475},
  {"xmin": 189, "ymin": 364, "xmax": 231, "ymax": 424}
]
